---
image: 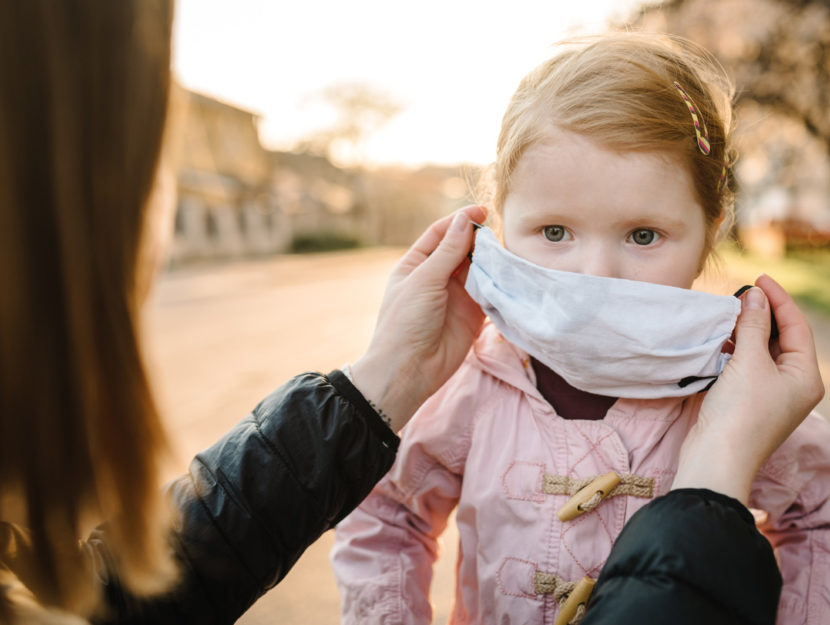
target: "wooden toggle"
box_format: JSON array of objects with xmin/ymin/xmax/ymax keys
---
[
  {"xmin": 553, "ymin": 576, "xmax": 595, "ymax": 625},
  {"xmin": 556, "ymin": 471, "xmax": 621, "ymax": 522}
]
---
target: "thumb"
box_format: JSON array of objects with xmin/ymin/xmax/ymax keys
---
[
  {"xmin": 417, "ymin": 212, "xmax": 474, "ymax": 284},
  {"xmin": 733, "ymin": 286, "xmax": 772, "ymax": 359}
]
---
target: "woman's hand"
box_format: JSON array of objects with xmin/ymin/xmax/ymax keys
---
[
  {"xmin": 350, "ymin": 206, "xmax": 487, "ymax": 431},
  {"xmin": 673, "ymin": 274, "xmax": 825, "ymax": 504}
]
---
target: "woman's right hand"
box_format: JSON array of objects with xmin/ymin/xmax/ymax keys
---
[
  {"xmin": 350, "ymin": 206, "xmax": 487, "ymax": 432},
  {"xmin": 672, "ymin": 274, "xmax": 825, "ymax": 504}
]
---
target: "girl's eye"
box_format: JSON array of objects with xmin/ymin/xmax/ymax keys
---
[
  {"xmin": 542, "ymin": 225, "xmax": 568, "ymax": 242},
  {"xmin": 630, "ymin": 229, "xmax": 659, "ymax": 246}
]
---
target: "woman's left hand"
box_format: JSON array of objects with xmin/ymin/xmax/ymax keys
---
[{"xmin": 673, "ymin": 274, "xmax": 825, "ymax": 503}]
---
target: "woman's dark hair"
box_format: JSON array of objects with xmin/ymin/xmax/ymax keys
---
[{"xmin": 0, "ymin": 0, "xmax": 177, "ymax": 616}]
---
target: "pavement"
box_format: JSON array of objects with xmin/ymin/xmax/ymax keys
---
[
  {"xmin": 143, "ymin": 248, "xmax": 830, "ymax": 624},
  {"xmin": 144, "ymin": 248, "xmax": 428, "ymax": 625}
]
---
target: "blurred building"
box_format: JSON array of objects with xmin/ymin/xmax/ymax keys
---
[
  {"xmin": 269, "ymin": 149, "xmax": 373, "ymax": 244},
  {"xmin": 164, "ymin": 85, "xmax": 371, "ymax": 265},
  {"xmin": 162, "ymin": 84, "xmax": 481, "ymax": 266}
]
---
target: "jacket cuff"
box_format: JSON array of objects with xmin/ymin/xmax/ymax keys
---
[
  {"xmin": 663, "ymin": 488, "xmax": 757, "ymax": 525},
  {"xmin": 327, "ymin": 369, "xmax": 400, "ymax": 452}
]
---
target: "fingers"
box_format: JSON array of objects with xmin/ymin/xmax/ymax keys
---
[
  {"xmin": 755, "ymin": 274, "xmax": 816, "ymax": 357},
  {"xmin": 414, "ymin": 211, "xmax": 478, "ymax": 284},
  {"xmin": 732, "ymin": 285, "xmax": 772, "ymax": 361},
  {"xmin": 397, "ymin": 205, "xmax": 487, "ymax": 274},
  {"xmin": 754, "ymin": 275, "xmax": 825, "ymax": 415}
]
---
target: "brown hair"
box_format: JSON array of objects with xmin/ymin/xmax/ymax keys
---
[
  {"xmin": 0, "ymin": 0, "xmax": 177, "ymax": 617},
  {"xmin": 489, "ymin": 32, "xmax": 736, "ymax": 256}
]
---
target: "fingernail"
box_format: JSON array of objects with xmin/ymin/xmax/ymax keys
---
[
  {"xmin": 744, "ymin": 287, "xmax": 766, "ymax": 310},
  {"xmin": 451, "ymin": 212, "xmax": 468, "ymax": 232}
]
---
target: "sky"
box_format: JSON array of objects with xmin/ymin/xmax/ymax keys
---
[{"xmin": 172, "ymin": 0, "xmax": 645, "ymax": 167}]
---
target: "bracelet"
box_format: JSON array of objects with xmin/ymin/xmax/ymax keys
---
[
  {"xmin": 368, "ymin": 399, "xmax": 392, "ymax": 429},
  {"xmin": 341, "ymin": 363, "xmax": 392, "ymax": 429}
]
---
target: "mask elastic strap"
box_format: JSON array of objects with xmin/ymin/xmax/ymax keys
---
[
  {"xmin": 677, "ymin": 285, "xmax": 781, "ymax": 393},
  {"xmin": 467, "ymin": 222, "xmax": 484, "ymax": 262},
  {"xmin": 677, "ymin": 375, "xmax": 718, "ymax": 391}
]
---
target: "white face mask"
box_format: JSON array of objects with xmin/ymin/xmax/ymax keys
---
[{"xmin": 464, "ymin": 227, "xmax": 741, "ymax": 399}]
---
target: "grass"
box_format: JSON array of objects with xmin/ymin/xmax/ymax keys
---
[{"xmin": 717, "ymin": 243, "xmax": 830, "ymax": 317}]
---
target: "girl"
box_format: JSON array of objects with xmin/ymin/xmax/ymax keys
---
[{"xmin": 331, "ymin": 33, "xmax": 830, "ymax": 624}]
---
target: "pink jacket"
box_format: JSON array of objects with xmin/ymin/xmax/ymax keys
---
[{"xmin": 332, "ymin": 323, "xmax": 830, "ymax": 624}]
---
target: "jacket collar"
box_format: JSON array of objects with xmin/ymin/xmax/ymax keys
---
[{"xmin": 469, "ymin": 322, "xmax": 688, "ymax": 422}]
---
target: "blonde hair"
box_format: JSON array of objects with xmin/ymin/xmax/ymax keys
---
[
  {"xmin": 0, "ymin": 0, "xmax": 177, "ymax": 619},
  {"xmin": 488, "ymin": 32, "xmax": 736, "ymax": 255}
]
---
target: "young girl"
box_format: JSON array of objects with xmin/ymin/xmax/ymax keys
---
[{"xmin": 331, "ymin": 33, "xmax": 830, "ymax": 624}]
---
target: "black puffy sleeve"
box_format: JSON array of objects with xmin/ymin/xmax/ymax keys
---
[
  {"xmin": 584, "ymin": 488, "xmax": 781, "ymax": 625},
  {"xmin": 90, "ymin": 370, "xmax": 398, "ymax": 624}
]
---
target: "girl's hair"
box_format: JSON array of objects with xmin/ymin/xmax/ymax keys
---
[
  {"xmin": 489, "ymin": 32, "xmax": 736, "ymax": 255},
  {"xmin": 0, "ymin": 0, "xmax": 177, "ymax": 618}
]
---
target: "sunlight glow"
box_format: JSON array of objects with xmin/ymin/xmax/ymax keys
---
[{"xmin": 173, "ymin": 0, "xmax": 645, "ymax": 167}]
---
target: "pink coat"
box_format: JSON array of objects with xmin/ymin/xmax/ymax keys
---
[{"xmin": 332, "ymin": 323, "xmax": 830, "ymax": 624}]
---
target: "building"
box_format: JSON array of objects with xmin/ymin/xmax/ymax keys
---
[{"xmin": 165, "ymin": 85, "xmax": 370, "ymax": 265}]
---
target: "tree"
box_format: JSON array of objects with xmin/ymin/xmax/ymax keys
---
[
  {"xmin": 633, "ymin": 0, "xmax": 830, "ymax": 151},
  {"xmin": 630, "ymin": 0, "xmax": 830, "ymax": 233},
  {"xmin": 295, "ymin": 82, "xmax": 403, "ymax": 166}
]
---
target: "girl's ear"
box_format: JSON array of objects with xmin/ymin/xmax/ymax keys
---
[{"xmin": 712, "ymin": 212, "xmax": 726, "ymax": 232}]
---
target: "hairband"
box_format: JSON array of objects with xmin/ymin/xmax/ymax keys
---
[{"xmin": 673, "ymin": 81, "xmax": 711, "ymax": 156}]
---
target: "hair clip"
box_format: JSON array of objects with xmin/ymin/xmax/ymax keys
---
[{"xmin": 673, "ymin": 81, "xmax": 711, "ymax": 156}]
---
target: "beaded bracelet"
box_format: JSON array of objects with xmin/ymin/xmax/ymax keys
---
[{"xmin": 341, "ymin": 363, "xmax": 392, "ymax": 429}]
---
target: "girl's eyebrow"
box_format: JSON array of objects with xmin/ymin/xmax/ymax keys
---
[
  {"xmin": 514, "ymin": 208, "xmax": 573, "ymax": 223},
  {"xmin": 614, "ymin": 213, "xmax": 689, "ymax": 230},
  {"xmin": 518, "ymin": 211, "xmax": 693, "ymax": 235}
]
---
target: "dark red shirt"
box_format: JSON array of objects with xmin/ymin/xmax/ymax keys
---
[{"xmin": 531, "ymin": 357, "xmax": 617, "ymax": 420}]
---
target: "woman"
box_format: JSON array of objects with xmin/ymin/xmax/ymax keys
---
[
  {"xmin": 0, "ymin": 1, "xmax": 823, "ymax": 624},
  {"xmin": 0, "ymin": 1, "xmax": 486, "ymax": 620}
]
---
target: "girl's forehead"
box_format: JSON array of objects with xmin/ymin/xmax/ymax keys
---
[
  {"xmin": 500, "ymin": 131, "xmax": 710, "ymax": 237},
  {"xmin": 507, "ymin": 130, "xmax": 699, "ymax": 213},
  {"xmin": 517, "ymin": 129, "xmax": 683, "ymax": 178}
]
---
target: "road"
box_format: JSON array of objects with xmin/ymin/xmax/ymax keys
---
[
  {"xmin": 143, "ymin": 247, "xmax": 460, "ymax": 624},
  {"xmin": 143, "ymin": 248, "xmax": 830, "ymax": 624}
]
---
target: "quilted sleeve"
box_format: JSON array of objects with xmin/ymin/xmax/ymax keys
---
[
  {"xmin": 89, "ymin": 370, "xmax": 398, "ymax": 625},
  {"xmin": 585, "ymin": 489, "xmax": 781, "ymax": 625}
]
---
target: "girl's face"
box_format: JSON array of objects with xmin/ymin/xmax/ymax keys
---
[{"xmin": 501, "ymin": 128, "xmax": 710, "ymax": 289}]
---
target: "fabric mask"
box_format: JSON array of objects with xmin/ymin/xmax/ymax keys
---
[{"xmin": 464, "ymin": 226, "xmax": 742, "ymax": 399}]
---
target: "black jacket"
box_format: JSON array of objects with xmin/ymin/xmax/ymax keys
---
[
  {"xmin": 90, "ymin": 370, "xmax": 398, "ymax": 624},
  {"xmin": 584, "ymin": 488, "xmax": 782, "ymax": 625},
  {"xmin": 2, "ymin": 371, "xmax": 782, "ymax": 624}
]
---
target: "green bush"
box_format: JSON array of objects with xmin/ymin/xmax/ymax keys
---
[
  {"xmin": 719, "ymin": 243, "xmax": 830, "ymax": 317},
  {"xmin": 289, "ymin": 232, "xmax": 364, "ymax": 253}
]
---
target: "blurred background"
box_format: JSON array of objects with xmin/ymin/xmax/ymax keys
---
[{"xmin": 146, "ymin": 0, "xmax": 830, "ymax": 622}]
